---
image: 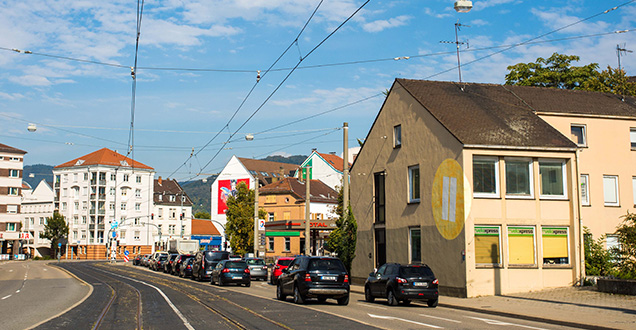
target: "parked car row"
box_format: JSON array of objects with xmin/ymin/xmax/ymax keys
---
[{"xmin": 131, "ymin": 252, "xmax": 438, "ymax": 308}]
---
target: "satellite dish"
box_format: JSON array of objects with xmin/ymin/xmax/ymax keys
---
[{"xmin": 27, "ymin": 123, "xmax": 37, "ymax": 132}]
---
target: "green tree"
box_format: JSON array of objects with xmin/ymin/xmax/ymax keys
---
[
  {"xmin": 194, "ymin": 211, "xmax": 210, "ymax": 219},
  {"xmin": 40, "ymin": 212, "xmax": 69, "ymax": 257},
  {"xmin": 225, "ymin": 182, "xmax": 266, "ymax": 256},
  {"xmin": 583, "ymin": 227, "xmax": 614, "ymax": 277},
  {"xmin": 614, "ymin": 212, "xmax": 636, "ymax": 279},
  {"xmin": 325, "ymin": 186, "xmax": 357, "ymax": 273},
  {"xmin": 580, "ymin": 66, "xmax": 636, "ymax": 96},
  {"xmin": 505, "ymin": 53, "xmax": 599, "ymax": 89}
]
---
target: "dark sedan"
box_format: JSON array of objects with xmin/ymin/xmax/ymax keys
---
[
  {"xmin": 173, "ymin": 254, "xmax": 194, "ymax": 275},
  {"xmin": 179, "ymin": 257, "xmax": 195, "ymax": 278},
  {"xmin": 276, "ymin": 256, "xmax": 349, "ymax": 305},
  {"xmin": 364, "ymin": 263, "xmax": 438, "ymax": 307},
  {"xmin": 211, "ymin": 260, "xmax": 251, "ymax": 287}
]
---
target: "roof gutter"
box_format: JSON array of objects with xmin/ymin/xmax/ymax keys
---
[
  {"xmin": 463, "ymin": 144, "xmax": 577, "ymax": 152},
  {"xmin": 536, "ymin": 111, "xmax": 636, "ymax": 120}
]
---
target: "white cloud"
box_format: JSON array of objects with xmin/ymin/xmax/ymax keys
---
[
  {"xmin": 0, "ymin": 92, "xmax": 25, "ymax": 100},
  {"xmin": 423, "ymin": 8, "xmax": 452, "ymax": 19},
  {"xmin": 362, "ymin": 15, "xmax": 411, "ymax": 33},
  {"xmin": 9, "ymin": 75, "xmax": 52, "ymax": 86},
  {"xmin": 530, "ymin": 8, "xmax": 609, "ymax": 34},
  {"xmin": 470, "ymin": 19, "xmax": 490, "ymax": 27},
  {"xmin": 474, "ymin": 0, "xmax": 520, "ymax": 11}
]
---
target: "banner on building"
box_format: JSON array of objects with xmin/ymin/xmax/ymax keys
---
[{"xmin": 218, "ymin": 178, "xmax": 250, "ymax": 214}]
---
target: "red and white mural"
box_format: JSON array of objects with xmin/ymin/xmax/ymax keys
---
[{"xmin": 217, "ymin": 178, "xmax": 250, "ymax": 214}]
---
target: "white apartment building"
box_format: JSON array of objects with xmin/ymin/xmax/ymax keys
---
[
  {"xmin": 153, "ymin": 177, "xmax": 193, "ymax": 250},
  {"xmin": 0, "ymin": 143, "xmax": 27, "ymax": 258},
  {"xmin": 53, "ymin": 148, "xmax": 155, "ymax": 259},
  {"xmin": 21, "ymin": 179, "xmax": 55, "ymax": 257}
]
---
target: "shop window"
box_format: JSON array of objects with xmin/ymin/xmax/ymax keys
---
[
  {"xmin": 475, "ymin": 226, "xmax": 501, "ymax": 266},
  {"xmin": 473, "ymin": 157, "xmax": 499, "ymax": 197},
  {"xmin": 508, "ymin": 226, "xmax": 536, "ymax": 266},
  {"xmin": 542, "ymin": 227, "xmax": 569, "ymax": 265}
]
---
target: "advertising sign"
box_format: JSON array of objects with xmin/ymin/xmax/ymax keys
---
[{"xmin": 217, "ymin": 178, "xmax": 250, "ymax": 214}]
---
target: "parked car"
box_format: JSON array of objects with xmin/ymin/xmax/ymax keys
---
[
  {"xmin": 152, "ymin": 254, "xmax": 169, "ymax": 271},
  {"xmin": 364, "ymin": 263, "xmax": 438, "ymax": 307},
  {"xmin": 191, "ymin": 250, "xmax": 230, "ymax": 281},
  {"xmin": 270, "ymin": 257, "xmax": 294, "ymax": 284},
  {"xmin": 179, "ymin": 257, "xmax": 195, "ymax": 278},
  {"xmin": 141, "ymin": 254, "xmax": 151, "ymax": 266},
  {"xmin": 132, "ymin": 254, "xmax": 143, "ymax": 265},
  {"xmin": 276, "ymin": 256, "xmax": 349, "ymax": 305},
  {"xmin": 173, "ymin": 254, "xmax": 195, "ymax": 275},
  {"xmin": 148, "ymin": 251, "xmax": 168, "ymax": 270},
  {"xmin": 164, "ymin": 254, "xmax": 179, "ymax": 273},
  {"xmin": 244, "ymin": 257, "xmax": 267, "ymax": 281},
  {"xmin": 211, "ymin": 260, "xmax": 250, "ymax": 287}
]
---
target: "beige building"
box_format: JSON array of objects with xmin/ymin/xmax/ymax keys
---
[
  {"xmin": 351, "ymin": 79, "xmax": 584, "ymax": 297},
  {"xmin": 0, "ymin": 143, "xmax": 27, "ymax": 258}
]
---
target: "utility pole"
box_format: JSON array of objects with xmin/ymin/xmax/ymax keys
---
[
  {"xmin": 304, "ymin": 166, "xmax": 311, "ymax": 256},
  {"xmin": 253, "ymin": 180, "xmax": 259, "ymax": 256},
  {"xmin": 343, "ymin": 123, "xmax": 349, "ymax": 216}
]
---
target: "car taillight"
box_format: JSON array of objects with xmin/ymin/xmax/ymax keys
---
[
  {"xmin": 432, "ymin": 279, "xmax": 439, "ymax": 285},
  {"xmin": 262, "ymin": 266, "xmax": 267, "ymax": 270},
  {"xmin": 396, "ymin": 277, "xmax": 407, "ymax": 284},
  {"xmin": 304, "ymin": 273, "xmax": 311, "ymax": 282},
  {"xmin": 186, "ymin": 265, "xmax": 191, "ymax": 269},
  {"xmin": 244, "ymin": 268, "xmax": 250, "ymax": 274},
  {"xmin": 344, "ymin": 275, "xmax": 349, "ymax": 283},
  {"xmin": 222, "ymin": 268, "xmax": 230, "ymax": 273}
]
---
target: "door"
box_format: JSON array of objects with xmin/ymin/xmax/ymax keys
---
[
  {"xmin": 369, "ymin": 264, "xmax": 388, "ymax": 296},
  {"xmin": 281, "ymin": 258, "xmax": 300, "ymax": 294}
]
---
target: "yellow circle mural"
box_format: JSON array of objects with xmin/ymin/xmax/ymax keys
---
[{"xmin": 431, "ymin": 158, "xmax": 465, "ymax": 240}]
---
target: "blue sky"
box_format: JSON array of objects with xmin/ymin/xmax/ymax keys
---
[{"xmin": 1, "ymin": 0, "xmax": 635, "ymax": 182}]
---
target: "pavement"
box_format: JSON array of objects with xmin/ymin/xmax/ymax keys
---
[{"xmin": 350, "ymin": 284, "xmax": 636, "ymax": 330}]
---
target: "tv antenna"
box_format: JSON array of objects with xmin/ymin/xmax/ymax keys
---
[
  {"xmin": 616, "ymin": 43, "xmax": 632, "ymax": 72},
  {"xmin": 440, "ymin": 20, "xmax": 470, "ymax": 83}
]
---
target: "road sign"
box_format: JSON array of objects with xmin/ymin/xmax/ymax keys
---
[
  {"xmin": 258, "ymin": 219, "xmax": 265, "ymax": 230},
  {"xmin": 111, "ymin": 221, "xmax": 118, "ymax": 229},
  {"xmin": 58, "ymin": 242, "xmax": 61, "ymax": 248},
  {"xmin": 112, "ymin": 231, "xmax": 117, "ymax": 239},
  {"xmin": 124, "ymin": 249, "xmax": 129, "ymax": 256},
  {"xmin": 123, "ymin": 255, "xmax": 129, "ymax": 262}
]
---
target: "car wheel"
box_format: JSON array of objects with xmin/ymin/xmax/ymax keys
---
[
  {"xmin": 387, "ymin": 289, "xmax": 398, "ymax": 306},
  {"xmin": 401, "ymin": 299, "xmax": 411, "ymax": 306},
  {"xmin": 364, "ymin": 286, "xmax": 375, "ymax": 303},
  {"xmin": 337, "ymin": 294, "xmax": 349, "ymax": 306},
  {"xmin": 245, "ymin": 282, "xmax": 251, "ymax": 287},
  {"xmin": 427, "ymin": 298, "xmax": 438, "ymax": 308},
  {"xmin": 276, "ymin": 283, "xmax": 286, "ymax": 301},
  {"xmin": 293, "ymin": 286, "xmax": 305, "ymax": 304}
]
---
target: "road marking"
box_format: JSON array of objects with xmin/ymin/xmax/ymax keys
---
[
  {"xmin": 102, "ymin": 270, "xmax": 195, "ymax": 330},
  {"xmin": 9, "ymin": 270, "xmax": 13, "ymax": 272},
  {"xmin": 1, "ymin": 295, "xmax": 11, "ymax": 300},
  {"xmin": 357, "ymin": 302, "xmax": 387, "ymax": 310},
  {"xmin": 15, "ymin": 290, "xmax": 20, "ymax": 293},
  {"xmin": 419, "ymin": 314, "xmax": 461, "ymax": 323},
  {"xmin": 368, "ymin": 313, "xmax": 443, "ymax": 329},
  {"xmin": 466, "ymin": 316, "xmax": 547, "ymax": 330}
]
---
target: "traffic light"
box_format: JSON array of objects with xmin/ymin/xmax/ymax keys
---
[{"xmin": 151, "ymin": 213, "xmax": 154, "ymax": 220}]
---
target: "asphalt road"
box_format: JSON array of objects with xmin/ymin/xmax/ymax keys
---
[{"xmin": 22, "ymin": 261, "xmax": 585, "ymax": 329}]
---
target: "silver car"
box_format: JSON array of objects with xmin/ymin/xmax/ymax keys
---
[{"xmin": 244, "ymin": 258, "xmax": 268, "ymax": 281}]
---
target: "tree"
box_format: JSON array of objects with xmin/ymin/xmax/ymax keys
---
[
  {"xmin": 325, "ymin": 186, "xmax": 357, "ymax": 273},
  {"xmin": 505, "ymin": 53, "xmax": 599, "ymax": 89},
  {"xmin": 40, "ymin": 212, "xmax": 69, "ymax": 257},
  {"xmin": 580, "ymin": 66, "xmax": 636, "ymax": 96},
  {"xmin": 225, "ymin": 182, "xmax": 266, "ymax": 255},
  {"xmin": 583, "ymin": 227, "xmax": 614, "ymax": 277},
  {"xmin": 614, "ymin": 212, "xmax": 636, "ymax": 279},
  {"xmin": 194, "ymin": 211, "xmax": 210, "ymax": 219}
]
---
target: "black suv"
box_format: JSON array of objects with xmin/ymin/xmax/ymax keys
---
[
  {"xmin": 364, "ymin": 263, "xmax": 438, "ymax": 307},
  {"xmin": 191, "ymin": 250, "xmax": 230, "ymax": 281},
  {"xmin": 276, "ymin": 256, "xmax": 350, "ymax": 305}
]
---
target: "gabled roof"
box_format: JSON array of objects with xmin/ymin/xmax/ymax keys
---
[
  {"xmin": 237, "ymin": 157, "xmax": 299, "ymax": 185},
  {"xmin": 191, "ymin": 218, "xmax": 221, "ymax": 236},
  {"xmin": 259, "ymin": 177, "xmax": 338, "ymax": 203},
  {"xmin": 0, "ymin": 143, "xmax": 27, "ymax": 155},
  {"xmin": 54, "ymin": 148, "xmax": 153, "ymax": 170},
  {"xmin": 317, "ymin": 152, "xmax": 348, "ymax": 172},
  {"xmin": 395, "ymin": 79, "xmax": 579, "ymax": 149},
  {"xmin": 154, "ymin": 178, "xmax": 193, "ymax": 206}
]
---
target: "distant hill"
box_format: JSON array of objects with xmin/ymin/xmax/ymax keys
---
[
  {"xmin": 261, "ymin": 155, "xmax": 306, "ymax": 165},
  {"xmin": 23, "ymin": 164, "xmax": 54, "ymax": 188}
]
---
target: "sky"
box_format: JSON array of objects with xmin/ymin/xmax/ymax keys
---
[{"xmin": 1, "ymin": 0, "xmax": 635, "ymax": 183}]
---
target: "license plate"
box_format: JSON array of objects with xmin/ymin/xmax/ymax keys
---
[
  {"xmin": 413, "ymin": 282, "xmax": 428, "ymax": 287},
  {"xmin": 232, "ymin": 276, "xmax": 242, "ymax": 280},
  {"xmin": 321, "ymin": 276, "xmax": 337, "ymax": 281}
]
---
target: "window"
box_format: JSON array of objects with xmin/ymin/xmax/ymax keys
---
[
  {"xmin": 158, "ymin": 194, "xmax": 162, "ymax": 201},
  {"xmin": 73, "ymin": 173, "xmax": 78, "ymax": 181},
  {"xmin": 409, "ymin": 227, "xmax": 421, "ymax": 263},
  {"xmin": 135, "ymin": 189, "xmax": 141, "ymax": 198},
  {"xmin": 134, "ymin": 231, "xmax": 140, "ymax": 240},
  {"xmin": 539, "ymin": 160, "xmax": 567, "ymax": 199},
  {"xmin": 62, "ymin": 202, "xmax": 67, "ymax": 211},
  {"xmin": 374, "ymin": 172, "xmax": 386, "ymax": 223},
  {"xmin": 570, "ymin": 124, "xmax": 586, "ymax": 147},
  {"xmin": 74, "ymin": 201, "xmax": 79, "ymax": 211},
  {"xmin": 284, "ymin": 237, "xmax": 291, "ymax": 251},
  {"xmin": 633, "ymin": 177, "xmax": 636, "ymax": 206},
  {"xmin": 169, "ymin": 195, "xmax": 176, "ymax": 202},
  {"xmin": 473, "ymin": 157, "xmax": 499, "ymax": 197},
  {"xmin": 121, "ymin": 188, "xmax": 128, "ymax": 196},
  {"xmin": 170, "ymin": 208, "xmax": 177, "ymax": 219},
  {"xmin": 7, "ymin": 223, "xmax": 16, "ymax": 231},
  {"xmin": 474, "ymin": 226, "xmax": 501, "ymax": 266},
  {"xmin": 135, "ymin": 203, "xmax": 141, "ymax": 211},
  {"xmin": 82, "ymin": 216, "xmax": 86, "ymax": 224},
  {"xmin": 40, "ymin": 217, "xmax": 45, "ymax": 225},
  {"xmin": 393, "ymin": 125, "xmax": 402, "ymax": 148},
  {"xmin": 581, "ymin": 174, "xmax": 590, "ymax": 206},
  {"xmin": 505, "ymin": 158, "xmax": 533, "ymax": 197},
  {"xmin": 73, "ymin": 231, "xmax": 78, "ymax": 240},
  {"xmin": 110, "ymin": 173, "xmax": 116, "ymax": 181},
  {"xmin": 7, "ymin": 205, "xmax": 17, "ymax": 213},
  {"xmin": 109, "ymin": 203, "xmax": 115, "ymax": 210},
  {"xmin": 408, "ymin": 165, "xmax": 420, "ymax": 203},
  {"xmin": 73, "ymin": 215, "xmax": 79, "ymax": 224},
  {"xmin": 268, "ymin": 213, "xmax": 274, "ymax": 221},
  {"xmin": 9, "ymin": 169, "xmax": 19, "ymax": 177},
  {"xmin": 181, "ymin": 196, "xmax": 186, "ymax": 202},
  {"xmin": 121, "ymin": 203, "xmax": 127, "ymax": 211},
  {"xmin": 603, "ymin": 175, "xmax": 619, "ymax": 206},
  {"xmin": 136, "ymin": 175, "xmax": 141, "ymax": 183},
  {"xmin": 84, "ymin": 173, "xmax": 89, "ymax": 181},
  {"xmin": 507, "ymin": 226, "xmax": 536, "ymax": 266},
  {"xmin": 9, "ymin": 187, "xmax": 19, "ymax": 195},
  {"xmin": 123, "ymin": 174, "xmax": 129, "ymax": 182},
  {"xmin": 158, "ymin": 208, "xmax": 163, "ymax": 219},
  {"xmin": 268, "ymin": 237, "xmax": 275, "ymax": 251},
  {"xmin": 631, "ymin": 128, "xmax": 636, "ymax": 150},
  {"xmin": 542, "ymin": 227, "xmax": 569, "ymax": 265}
]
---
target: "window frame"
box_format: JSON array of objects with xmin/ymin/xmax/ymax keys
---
[
  {"xmin": 408, "ymin": 165, "xmax": 420, "ymax": 203},
  {"xmin": 603, "ymin": 175, "xmax": 620, "ymax": 207},
  {"xmin": 474, "ymin": 225, "xmax": 502, "ymax": 267},
  {"xmin": 630, "ymin": 128, "xmax": 636, "ymax": 150},
  {"xmin": 9, "ymin": 169, "xmax": 19, "ymax": 178},
  {"xmin": 393, "ymin": 124, "xmax": 402, "ymax": 148},
  {"xmin": 570, "ymin": 124, "xmax": 587, "ymax": 147},
  {"xmin": 541, "ymin": 226, "xmax": 570, "ymax": 266},
  {"xmin": 507, "ymin": 226, "xmax": 537, "ymax": 267},
  {"xmin": 538, "ymin": 159, "xmax": 568, "ymax": 200},
  {"xmin": 409, "ymin": 227, "xmax": 421, "ymax": 263},
  {"xmin": 284, "ymin": 237, "xmax": 291, "ymax": 252},
  {"xmin": 504, "ymin": 157, "xmax": 534, "ymax": 199},
  {"xmin": 580, "ymin": 174, "xmax": 590, "ymax": 206},
  {"xmin": 472, "ymin": 156, "xmax": 500, "ymax": 199}
]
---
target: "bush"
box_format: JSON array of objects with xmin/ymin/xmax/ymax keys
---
[
  {"xmin": 584, "ymin": 227, "xmax": 614, "ymax": 277},
  {"xmin": 613, "ymin": 212, "xmax": 636, "ymax": 280}
]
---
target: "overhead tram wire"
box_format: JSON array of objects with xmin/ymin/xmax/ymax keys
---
[
  {"xmin": 165, "ymin": 0, "xmax": 326, "ymax": 179},
  {"xmin": 195, "ymin": 0, "xmax": 371, "ymax": 177},
  {"xmin": 126, "ymin": 0, "xmax": 145, "ymax": 171}
]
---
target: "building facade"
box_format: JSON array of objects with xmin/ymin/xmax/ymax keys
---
[
  {"xmin": 295, "ymin": 150, "xmax": 347, "ymax": 190},
  {"xmin": 21, "ymin": 179, "xmax": 55, "ymax": 257},
  {"xmin": 153, "ymin": 177, "xmax": 193, "ymax": 250},
  {"xmin": 0, "ymin": 143, "xmax": 27, "ymax": 259},
  {"xmin": 53, "ymin": 148, "xmax": 155, "ymax": 259}
]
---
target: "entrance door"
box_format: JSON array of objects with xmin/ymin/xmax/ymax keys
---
[{"xmin": 374, "ymin": 228, "xmax": 386, "ymax": 269}]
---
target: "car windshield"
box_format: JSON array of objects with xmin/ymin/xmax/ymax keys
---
[
  {"xmin": 159, "ymin": 255, "xmax": 168, "ymax": 261},
  {"xmin": 308, "ymin": 258, "xmax": 346, "ymax": 271},
  {"xmin": 400, "ymin": 266, "xmax": 434, "ymax": 277},
  {"xmin": 205, "ymin": 252, "xmax": 228, "ymax": 262},
  {"xmin": 277, "ymin": 259, "xmax": 293, "ymax": 266},
  {"xmin": 225, "ymin": 261, "xmax": 247, "ymax": 269},
  {"xmin": 246, "ymin": 259, "xmax": 265, "ymax": 265}
]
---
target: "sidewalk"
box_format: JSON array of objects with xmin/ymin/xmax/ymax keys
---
[{"xmin": 350, "ymin": 284, "xmax": 636, "ymax": 330}]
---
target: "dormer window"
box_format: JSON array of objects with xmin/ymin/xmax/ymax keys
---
[{"xmin": 169, "ymin": 195, "xmax": 176, "ymax": 202}]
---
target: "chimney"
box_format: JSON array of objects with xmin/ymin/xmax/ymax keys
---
[{"xmin": 158, "ymin": 176, "xmax": 162, "ymax": 185}]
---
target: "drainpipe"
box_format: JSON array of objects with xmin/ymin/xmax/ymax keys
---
[{"xmin": 575, "ymin": 149, "xmax": 586, "ymax": 285}]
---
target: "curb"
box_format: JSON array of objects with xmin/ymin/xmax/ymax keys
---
[{"xmin": 349, "ymin": 286, "xmax": 616, "ymax": 330}]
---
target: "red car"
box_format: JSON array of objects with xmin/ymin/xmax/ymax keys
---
[{"xmin": 270, "ymin": 257, "xmax": 295, "ymax": 284}]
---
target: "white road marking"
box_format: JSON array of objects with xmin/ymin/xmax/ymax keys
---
[
  {"xmin": 15, "ymin": 290, "xmax": 20, "ymax": 293},
  {"xmin": 420, "ymin": 314, "xmax": 462, "ymax": 323},
  {"xmin": 103, "ymin": 270, "xmax": 195, "ymax": 330},
  {"xmin": 466, "ymin": 316, "xmax": 548, "ymax": 330},
  {"xmin": 9, "ymin": 270, "xmax": 13, "ymax": 272},
  {"xmin": 357, "ymin": 302, "xmax": 387, "ymax": 310},
  {"xmin": 368, "ymin": 313, "xmax": 443, "ymax": 329},
  {"xmin": 1, "ymin": 295, "xmax": 11, "ymax": 300}
]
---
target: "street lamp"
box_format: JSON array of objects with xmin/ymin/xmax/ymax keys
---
[{"xmin": 454, "ymin": 0, "xmax": 473, "ymax": 13}]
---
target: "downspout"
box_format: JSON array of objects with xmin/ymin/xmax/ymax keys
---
[{"xmin": 575, "ymin": 149, "xmax": 586, "ymax": 285}]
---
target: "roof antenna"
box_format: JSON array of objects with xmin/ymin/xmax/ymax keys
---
[
  {"xmin": 616, "ymin": 43, "xmax": 632, "ymax": 73},
  {"xmin": 440, "ymin": 20, "xmax": 470, "ymax": 87}
]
